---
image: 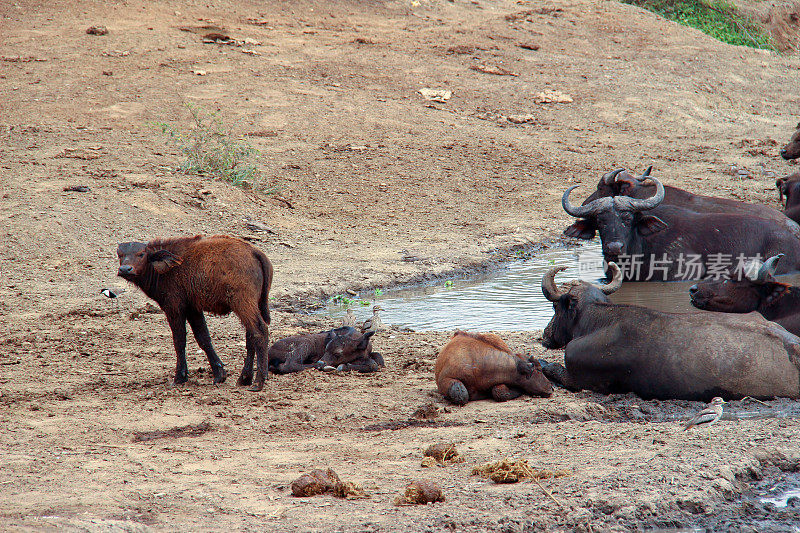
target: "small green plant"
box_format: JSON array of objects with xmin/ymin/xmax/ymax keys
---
[
  {"xmin": 157, "ymin": 103, "xmax": 261, "ymax": 188},
  {"xmin": 374, "ymin": 288, "xmax": 384, "ymax": 297},
  {"xmin": 623, "ymin": 0, "xmax": 774, "ymax": 50},
  {"xmin": 444, "ymin": 280, "xmax": 454, "ymax": 288},
  {"xmin": 360, "ymin": 300, "xmax": 372, "ymax": 306}
]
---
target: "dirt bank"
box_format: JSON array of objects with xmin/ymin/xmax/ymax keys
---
[{"xmin": 2, "ymin": 0, "xmax": 800, "ymax": 530}]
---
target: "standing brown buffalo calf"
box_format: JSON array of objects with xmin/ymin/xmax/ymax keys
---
[
  {"xmin": 117, "ymin": 235, "xmax": 273, "ymax": 391},
  {"xmin": 435, "ymin": 331, "xmax": 553, "ymax": 405}
]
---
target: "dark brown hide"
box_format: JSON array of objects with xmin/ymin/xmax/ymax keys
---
[
  {"xmin": 268, "ymin": 327, "xmax": 382, "ymax": 374},
  {"xmin": 781, "ymin": 123, "xmax": 800, "ymax": 160}
]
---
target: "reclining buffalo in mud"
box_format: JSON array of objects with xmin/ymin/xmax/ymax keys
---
[{"xmin": 538, "ymin": 263, "xmax": 800, "ymax": 401}]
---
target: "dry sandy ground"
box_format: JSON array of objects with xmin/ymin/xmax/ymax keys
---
[{"xmin": 3, "ymin": 0, "xmax": 800, "ymax": 530}]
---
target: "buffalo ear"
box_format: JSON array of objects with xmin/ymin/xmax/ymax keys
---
[
  {"xmin": 148, "ymin": 249, "xmax": 181, "ymax": 274},
  {"xmin": 515, "ymin": 358, "xmax": 534, "ymax": 377},
  {"xmin": 563, "ymin": 220, "xmax": 596, "ymax": 240},
  {"xmin": 357, "ymin": 330, "xmax": 376, "ymax": 350},
  {"xmin": 637, "ymin": 215, "xmax": 668, "ymax": 237}
]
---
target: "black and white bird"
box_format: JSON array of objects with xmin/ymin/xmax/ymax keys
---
[
  {"xmin": 683, "ymin": 397, "xmax": 725, "ymax": 430},
  {"xmin": 101, "ymin": 287, "xmax": 126, "ymax": 308},
  {"xmin": 101, "ymin": 288, "xmax": 125, "ymax": 299}
]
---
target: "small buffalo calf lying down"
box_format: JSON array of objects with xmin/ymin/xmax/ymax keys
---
[
  {"xmin": 435, "ymin": 331, "xmax": 553, "ymax": 405},
  {"xmin": 268, "ymin": 327, "xmax": 383, "ymax": 374},
  {"xmin": 117, "ymin": 235, "xmax": 273, "ymax": 391}
]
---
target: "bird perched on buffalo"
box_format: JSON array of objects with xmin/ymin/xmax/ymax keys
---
[{"xmin": 683, "ymin": 397, "xmax": 725, "ymax": 430}]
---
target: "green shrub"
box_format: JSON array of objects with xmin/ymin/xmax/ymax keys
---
[
  {"xmin": 623, "ymin": 0, "xmax": 775, "ymax": 50},
  {"xmin": 157, "ymin": 103, "xmax": 261, "ymax": 188}
]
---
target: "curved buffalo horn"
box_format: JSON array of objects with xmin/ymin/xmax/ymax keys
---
[
  {"xmin": 756, "ymin": 254, "xmax": 783, "ymax": 282},
  {"xmin": 601, "ymin": 168, "xmax": 625, "ymax": 185},
  {"xmin": 596, "ymin": 262, "xmax": 622, "ymax": 294},
  {"xmin": 638, "ymin": 165, "xmax": 653, "ymax": 181},
  {"xmin": 615, "ymin": 177, "xmax": 665, "ymax": 212},
  {"xmin": 562, "ymin": 186, "xmax": 612, "ymax": 218},
  {"xmin": 541, "ymin": 265, "xmax": 568, "ymax": 302}
]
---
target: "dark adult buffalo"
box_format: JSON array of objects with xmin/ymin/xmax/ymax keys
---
[
  {"xmin": 539, "ymin": 263, "xmax": 800, "ymax": 400},
  {"xmin": 781, "ymin": 123, "xmax": 800, "ymax": 160},
  {"xmin": 268, "ymin": 327, "xmax": 382, "ymax": 374},
  {"xmin": 690, "ymin": 255, "xmax": 800, "ymax": 336},
  {"xmin": 776, "ymin": 171, "xmax": 800, "ymax": 224},
  {"xmin": 117, "ymin": 235, "xmax": 273, "ymax": 391},
  {"xmin": 435, "ymin": 331, "xmax": 552, "ymax": 405},
  {"xmin": 565, "ymin": 167, "xmax": 791, "ymax": 240},
  {"xmin": 562, "ymin": 176, "xmax": 800, "ymax": 280}
]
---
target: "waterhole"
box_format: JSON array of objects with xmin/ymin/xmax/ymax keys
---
[{"xmin": 323, "ymin": 241, "xmax": 706, "ymax": 331}]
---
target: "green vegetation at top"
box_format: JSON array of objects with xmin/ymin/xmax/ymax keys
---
[{"xmin": 624, "ymin": 0, "xmax": 775, "ymax": 50}]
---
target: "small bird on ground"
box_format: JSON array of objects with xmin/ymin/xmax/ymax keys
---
[
  {"xmin": 101, "ymin": 288, "xmax": 125, "ymax": 300},
  {"xmin": 101, "ymin": 287, "xmax": 126, "ymax": 309},
  {"xmin": 342, "ymin": 308, "xmax": 357, "ymax": 328},
  {"xmin": 361, "ymin": 305, "xmax": 384, "ymax": 333},
  {"xmin": 683, "ymin": 397, "xmax": 726, "ymax": 430}
]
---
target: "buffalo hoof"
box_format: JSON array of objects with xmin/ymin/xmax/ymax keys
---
[
  {"xmin": 237, "ymin": 374, "xmax": 252, "ymax": 386},
  {"xmin": 213, "ymin": 367, "xmax": 227, "ymax": 385},
  {"xmin": 248, "ymin": 382, "xmax": 264, "ymax": 392},
  {"xmin": 538, "ymin": 360, "xmax": 568, "ymax": 386},
  {"xmin": 336, "ymin": 364, "xmax": 346, "ymax": 372},
  {"xmin": 322, "ymin": 365, "xmax": 337, "ymax": 372},
  {"xmin": 174, "ymin": 373, "xmax": 188, "ymax": 385},
  {"xmin": 446, "ymin": 381, "xmax": 469, "ymax": 406}
]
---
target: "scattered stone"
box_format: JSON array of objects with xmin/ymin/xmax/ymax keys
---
[
  {"xmin": 411, "ymin": 403, "xmax": 441, "ymax": 420},
  {"xmin": 470, "ymin": 63, "xmax": 519, "ymax": 76},
  {"xmin": 518, "ymin": 42, "xmax": 540, "ymax": 50},
  {"xmin": 506, "ymin": 114, "xmax": 535, "ymax": 124},
  {"xmin": 101, "ymin": 70, "xmax": 113, "ymax": 76},
  {"xmin": 86, "ymin": 25, "xmax": 109, "ymax": 35},
  {"xmin": 332, "ymin": 481, "xmax": 369, "ymax": 499},
  {"xmin": 63, "ymin": 185, "xmax": 91, "ymax": 192},
  {"xmin": 418, "ymin": 88, "xmax": 452, "ymax": 103},
  {"xmin": 395, "ymin": 480, "xmax": 445, "ymax": 505},
  {"xmin": 534, "ymin": 90, "xmax": 573, "ymax": 104},
  {"xmin": 132, "ymin": 421, "xmax": 212, "ymax": 442},
  {"xmin": 191, "ymin": 69, "xmax": 207, "ymax": 76},
  {"xmin": 424, "ymin": 443, "xmax": 464, "ymax": 465},
  {"xmin": 447, "ymin": 45, "xmax": 476, "ymax": 54},
  {"xmin": 102, "ymin": 50, "xmax": 130, "ymax": 57}
]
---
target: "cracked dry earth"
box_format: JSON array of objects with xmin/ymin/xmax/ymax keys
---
[{"xmin": 2, "ymin": 0, "xmax": 800, "ymax": 531}]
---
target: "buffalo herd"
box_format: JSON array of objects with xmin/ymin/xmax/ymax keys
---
[{"xmin": 116, "ymin": 125, "xmax": 800, "ymax": 405}]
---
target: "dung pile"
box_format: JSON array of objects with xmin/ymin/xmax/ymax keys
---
[
  {"xmin": 472, "ymin": 458, "xmax": 569, "ymax": 484},
  {"xmin": 291, "ymin": 468, "xmax": 368, "ymax": 499}
]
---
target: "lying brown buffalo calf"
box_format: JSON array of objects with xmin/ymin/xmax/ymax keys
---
[
  {"xmin": 268, "ymin": 327, "xmax": 383, "ymax": 374},
  {"xmin": 435, "ymin": 331, "xmax": 553, "ymax": 405}
]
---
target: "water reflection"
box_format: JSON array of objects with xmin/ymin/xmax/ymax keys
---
[{"xmin": 322, "ymin": 241, "xmax": 707, "ymax": 331}]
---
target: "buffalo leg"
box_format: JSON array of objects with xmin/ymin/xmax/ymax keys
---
[
  {"xmin": 439, "ymin": 378, "xmax": 469, "ymax": 405},
  {"xmin": 187, "ymin": 309, "xmax": 227, "ymax": 384},
  {"xmin": 491, "ymin": 384, "xmax": 523, "ymax": 402},
  {"xmin": 538, "ymin": 360, "xmax": 578, "ymax": 391},
  {"xmin": 238, "ymin": 331, "xmax": 255, "ymax": 386},
  {"xmin": 240, "ymin": 310, "xmax": 270, "ymax": 392},
  {"xmin": 167, "ymin": 313, "xmax": 189, "ymax": 384},
  {"xmin": 369, "ymin": 352, "xmax": 385, "ymax": 367}
]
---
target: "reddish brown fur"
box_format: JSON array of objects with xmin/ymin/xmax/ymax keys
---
[
  {"xmin": 117, "ymin": 235, "xmax": 273, "ymax": 391},
  {"xmin": 434, "ymin": 331, "xmax": 552, "ymax": 405}
]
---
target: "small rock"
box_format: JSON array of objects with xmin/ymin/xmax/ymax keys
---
[
  {"xmin": 420, "ymin": 457, "xmax": 437, "ymax": 468},
  {"xmin": 86, "ymin": 25, "xmax": 108, "ymax": 35},
  {"xmin": 506, "ymin": 114, "xmax": 535, "ymax": 124},
  {"xmin": 418, "ymin": 88, "xmax": 452, "ymax": 103},
  {"xmin": 534, "ymin": 90, "xmax": 573, "ymax": 104}
]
